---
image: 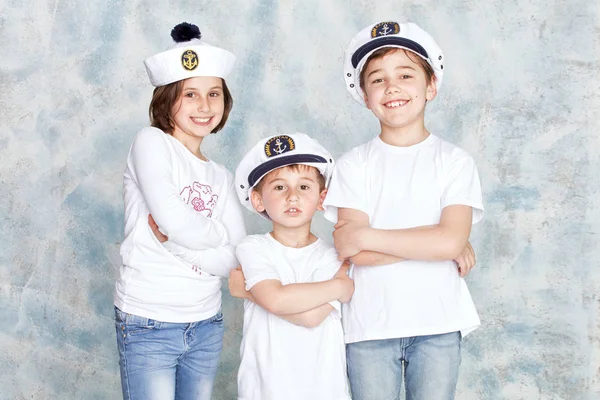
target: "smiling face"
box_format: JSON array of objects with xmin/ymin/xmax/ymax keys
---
[
  {"xmin": 251, "ymin": 165, "xmax": 327, "ymax": 231},
  {"xmin": 361, "ymin": 48, "xmax": 437, "ymax": 134},
  {"xmin": 170, "ymin": 76, "xmax": 226, "ymax": 150}
]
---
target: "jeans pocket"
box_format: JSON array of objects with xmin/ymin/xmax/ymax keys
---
[
  {"xmin": 210, "ymin": 310, "xmax": 224, "ymax": 324},
  {"xmin": 116, "ymin": 308, "xmax": 161, "ymax": 336},
  {"xmin": 114, "ymin": 307, "xmax": 128, "ymax": 323}
]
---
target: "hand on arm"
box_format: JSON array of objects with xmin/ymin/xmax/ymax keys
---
[
  {"xmin": 229, "ymin": 266, "xmax": 254, "ymax": 301},
  {"xmin": 333, "ymin": 208, "xmax": 406, "ymax": 266},
  {"xmin": 454, "ymin": 241, "xmax": 476, "ymax": 277},
  {"xmin": 149, "ymin": 214, "xmax": 168, "ymax": 242},
  {"xmin": 332, "ymin": 263, "xmax": 354, "ymax": 303}
]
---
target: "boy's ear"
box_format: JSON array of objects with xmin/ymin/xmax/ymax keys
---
[
  {"xmin": 250, "ymin": 189, "xmax": 265, "ymax": 213},
  {"xmin": 426, "ymin": 78, "xmax": 438, "ymax": 102},
  {"xmin": 363, "ymin": 93, "xmax": 371, "ymax": 110},
  {"xmin": 317, "ymin": 188, "xmax": 328, "ymax": 211}
]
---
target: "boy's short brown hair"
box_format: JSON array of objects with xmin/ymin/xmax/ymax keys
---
[
  {"xmin": 359, "ymin": 48, "xmax": 435, "ymax": 91},
  {"xmin": 149, "ymin": 79, "xmax": 233, "ymax": 134}
]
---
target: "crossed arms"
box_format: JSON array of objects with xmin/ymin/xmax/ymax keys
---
[
  {"xmin": 334, "ymin": 205, "xmax": 476, "ymax": 276},
  {"xmin": 229, "ymin": 205, "xmax": 476, "ymax": 329},
  {"xmin": 229, "ymin": 264, "xmax": 353, "ymax": 328}
]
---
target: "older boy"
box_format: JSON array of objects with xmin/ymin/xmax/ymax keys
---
[
  {"xmin": 323, "ymin": 22, "xmax": 485, "ymax": 399},
  {"xmin": 230, "ymin": 133, "xmax": 353, "ymax": 400}
]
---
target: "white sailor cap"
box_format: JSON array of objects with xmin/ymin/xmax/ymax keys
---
[
  {"xmin": 144, "ymin": 22, "xmax": 236, "ymax": 87},
  {"xmin": 343, "ymin": 21, "xmax": 444, "ymax": 106},
  {"xmin": 235, "ymin": 133, "xmax": 335, "ymax": 217}
]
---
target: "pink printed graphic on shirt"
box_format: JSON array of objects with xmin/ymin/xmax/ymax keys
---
[{"xmin": 180, "ymin": 182, "xmax": 218, "ymax": 217}]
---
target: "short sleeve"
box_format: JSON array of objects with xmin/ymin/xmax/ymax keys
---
[
  {"xmin": 236, "ymin": 236, "xmax": 280, "ymax": 290},
  {"xmin": 310, "ymin": 245, "xmax": 344, "ymax": 318},
  {"xmin": 311, "ymin": 246, "xmax": 344, "ymax": 283},
  {"xmin": 323, "ymin": 151, "xmax": 369, "ymax": 223},
  {"xmin": 441, "ymin": 152, "xmax": 484, "ymax": 224}
]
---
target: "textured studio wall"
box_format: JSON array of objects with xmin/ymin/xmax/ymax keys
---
[{"xmin": 1, "ymin": 0, "xmax": 599, "ymax": 399}]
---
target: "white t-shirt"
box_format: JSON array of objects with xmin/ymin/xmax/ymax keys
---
[
  {"xmin": 115, "ymin": 127, "xmax": 246, "ymax": 323},
  {"xmin": 236, "ymin": 233, "xmax": 351, "ymax": 400},
  {"xmin": 323, "ymin": 134, "xmax": 484, "ymax": 343}
]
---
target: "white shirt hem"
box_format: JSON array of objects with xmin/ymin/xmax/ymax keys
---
[
  {"xmin": 113, "ymin": 300, "xmax": 221, "ymax": 324},
  {"xmin": 344, "ymin": 322, "xmax": 480, "ymax": 344}
]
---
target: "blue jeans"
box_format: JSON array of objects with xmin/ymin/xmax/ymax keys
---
[
  {"xmin": 115, "ymin": 307, "xmax": 224, "ymax": 400},
  {"xmin": 346, "ymin": 332, "xmax": 461, "ymax": 400}
]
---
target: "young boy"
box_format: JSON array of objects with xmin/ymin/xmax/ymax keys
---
[
  {"xmin": 323, "ymin": 22, "xmax": 485, "ymax": 399},
  {"xmin": 230, "ymin": 133, "xmax": 353, "ymax": 400}
]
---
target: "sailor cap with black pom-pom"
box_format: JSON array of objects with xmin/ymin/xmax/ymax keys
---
[{"xmin": 144, "ymin": 22, "xmax": 236, "ymax": 87}]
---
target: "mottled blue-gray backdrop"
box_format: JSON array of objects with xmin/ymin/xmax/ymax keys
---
[{"xmin": 1, "ymin": 0, "xmax": 598, "ymax": 399}]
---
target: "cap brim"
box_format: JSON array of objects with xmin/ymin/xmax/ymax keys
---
[
  {"xmin": 248, "ymin": 154, "xmax": 327, "ymax": 187},
  {"xmin": 351, "ymin": 37, "xmax": 429, "ymax": 68}
]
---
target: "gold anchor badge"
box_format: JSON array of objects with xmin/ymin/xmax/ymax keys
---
[
  {"xmin": 264, "ymin": 135, "xmax": 295, "ymax": 157},
  {"xmin": 181, "ymin": 50, "xmax": 199, "ymax": 71},
  {"xmin": 371, "ymin": 22, "xmax": 400, "ymax": 38}
]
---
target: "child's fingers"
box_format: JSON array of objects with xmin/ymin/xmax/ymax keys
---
[
  {"xmin": 334, "ymin": 220, "xmax": 349, "ymax": 229},
  {"xmin": 334, "ymin": 265, "xmax": 350, "ymax": 279},
  {"xmin": 455, "ymin": 258, "xmax": 467, "ymax": 277}
]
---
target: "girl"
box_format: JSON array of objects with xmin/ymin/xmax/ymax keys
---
[{"xmin": 114, "ymin": 22, "xmax": 246, "ymax": 400}]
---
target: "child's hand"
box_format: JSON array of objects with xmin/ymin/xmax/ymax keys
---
[
  {"xmin": 148, "ymin": 214, "xmax": 168, "ymax": 243},
  {"xmin": 229, "ymin": 266, "xmax": 249, "ymax": 299},
  {"xmin": 334, "ymin": 260, "xmax": 352, "ymax": 278},
  {"xmin": 335, "ymin": 262, "xmax": 354, "ymax": 303},
  {"xmin": 333, "ymin": 220, "xmax": 367, "ymax": 260},
  {"xmin": 454, "ymin": 242, "xmax": 476, "ymax": 277}
]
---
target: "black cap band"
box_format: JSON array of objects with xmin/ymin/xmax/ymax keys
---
[
  {"xmin": 248, "ymin": 154, "xmax": 327, "ymax": 187},
  {"xmin": 351, "ymin": 37, "xmax": 429, "ymax": 68}
]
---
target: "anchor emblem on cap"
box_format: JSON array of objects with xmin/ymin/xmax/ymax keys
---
[
  {"xmin": 264, "ymin": 135, "xmax": 295, "ymax": 157},
  {"xmin": 273, "ymin": 139, "xmax": 287, "ymax": 154},
  {"xmin": 371, "ymin": 22, "xmax": 400, "ymax": 38},
  {"xmin": 182, "ymin": 50, "xmax": 199, "ymax": 71}
]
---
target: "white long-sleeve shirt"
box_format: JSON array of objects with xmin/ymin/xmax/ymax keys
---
[{"xmin": 115, "ymin": 127, "xmax": 246, "ymax": 323}]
